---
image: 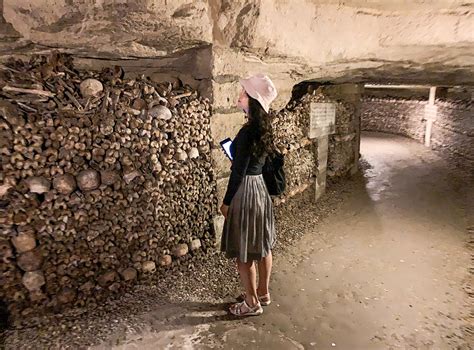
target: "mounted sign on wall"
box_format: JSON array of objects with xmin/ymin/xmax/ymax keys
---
[
  {"xmin": 309, "ymin": 102, "xmax": 336, "ymax": 139},
  {"xmin": 424, "ymin": 104, "xmax": 438, "ymax": 120}
]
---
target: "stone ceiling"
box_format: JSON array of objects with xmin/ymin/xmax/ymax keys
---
[{"xmin": 1, "ymin": 0, "xmax": 473, "ymax": 93}]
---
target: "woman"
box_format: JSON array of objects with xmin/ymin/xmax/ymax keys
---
[{"xmin": 220, "ymin": 73, "xmax": 278, "ymax": 316}]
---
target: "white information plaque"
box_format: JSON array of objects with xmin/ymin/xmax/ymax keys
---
[
  {"xmin": 424, "ymin": 105, "xmax": 438, "ymax": 120},
  {"xmin": 309, "ymin": 102, "xmax": 336, "ymax": 138}
]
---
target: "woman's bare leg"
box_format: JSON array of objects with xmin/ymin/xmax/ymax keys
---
[
  {"xmin": 257, "ymin": 251, "xmax": 272, "ymax": 296},
  {"xmin": 237, "ymin": 259, "xmax": 259, "ymax": 306}
]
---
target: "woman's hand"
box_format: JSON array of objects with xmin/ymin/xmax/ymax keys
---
[{"xmin": 220, "ymin": 204, "xmax": 229, "ymax": 219}]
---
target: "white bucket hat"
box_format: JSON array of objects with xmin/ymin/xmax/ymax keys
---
[{"xmin": 239, "ymin": 73, "xmax": 277, "ymax": 113}]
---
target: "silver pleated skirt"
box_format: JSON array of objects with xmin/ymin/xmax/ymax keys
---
[{"xmin": 221, "ymin": 174, "xmax": 276, "ymax": 263}]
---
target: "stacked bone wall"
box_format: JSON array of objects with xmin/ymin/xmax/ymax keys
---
[
  {"xmin": 0, "ymin": 55, "xmax": 217, "ymax": 320},
  {"xmin": 272, "ymin": 94, "xmax": 316, "ymax": 197},
  {"xmin": 322, "ymin": 85, "xmax": 362, "ymax": 179},
  {"xmin": 430, "ymin": 100, "xmax": 473, "ymax": 169},
  {"xmin": 270, "ymin": 84, "xmax": 361, "ymax": 201},
  {"xmin": 361, "ymin": 98, "xmax": 426, "ymax": 142},
  {"xmin": 361, "ymin": 97, "xmax": 474, "ymax": 169}
]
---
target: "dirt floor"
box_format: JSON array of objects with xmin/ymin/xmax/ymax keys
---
[{"xmin": 3, "ymin": 132, "xmax": 473, "ymax": 349}]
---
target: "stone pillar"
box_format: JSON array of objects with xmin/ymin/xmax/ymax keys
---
[
  {"xmin": 351, "ymin": 86, "xmax": 363, "ymax": 175},
  {"xmin": 424, "ymin": 87, "xmax": 437, "ymax": 147},
  {"xmin": 317, "ymin": 84, "xmax": 363, "ymax": 178},
  {"xmin": 209, "ymin": 58, "xmax": 245, "ymax": 247},
  {"xmin": 428, "ymin": 86, "xmax": 436, "ymax": 105},
  {"xmin": 307, "ymin": 100, "xmax": 336, "ymax": 201}
]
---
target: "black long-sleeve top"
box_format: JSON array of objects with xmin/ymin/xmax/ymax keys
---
[{"xmin": 223, "ymin": 124, "xmax": 266, "ymax": 206}]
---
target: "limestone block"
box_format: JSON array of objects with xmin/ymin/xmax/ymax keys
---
[
  {"xmin": 322, "ymin": 84, "xmax": 363, "ymax": 98},
  {"xmin": 213, "ymin": 215, "xmax": 225, "ymax": 246},
  {"xmin": 212, "ymin": 48, "xmax": 248, "ymax": 78},
  {"xmin": 212, "ymin": 149, "xmax": 232, "ymax": 178},
  {"xmin": 212, "ymin": 80, "xmax": 240, "ymax": 110},
  {"xmin": 216, "ymin": 177, "xmax": 228, "ymax": 204},
  {"xmin": 315, "ymin": 172, "xmax": 327, "ymax": 201},
  {"xmin": 210, "ymin": 112, "xmax": 245, "ymax": 147}
]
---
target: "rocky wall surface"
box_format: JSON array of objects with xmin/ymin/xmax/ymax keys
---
[
  {"xmin": 361, "ymin": 98, "xmax": 426, "ymax": 142},
  {"xmin": 0, "ymin": 54, "xmax": 217, "ymax": 321},
  {"xmin": 271, "ymin": 94, "xmax": 316, "ymax": 199},
  {"xmin": 324, "ymin": 86, "xmax": 362, "ymax": 178},
  {"xmin": 361, "ymin": 97, "xmax": 474, "ymax": 169},
  {"xmin": 283, "ymin": 145, "xmax": 317, "ymax": 194},
  {"xmin": 432, "ymin": 101, "xmax": 474, "ymax": 169},
  {"xmin": 268, "ymin": 85, "xmax": 361, "ymax": 203}
]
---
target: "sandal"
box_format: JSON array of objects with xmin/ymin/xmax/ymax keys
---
[
  {"xmin": 237, "ymin": 292, "xmax": 272, "ymax": 306},
  {"xmin": 229, "ymin": 300, "xmax": 263, "ymax": 316}
]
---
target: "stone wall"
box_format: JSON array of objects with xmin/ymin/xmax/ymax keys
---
[
  {"xmin": 271, "ymin": 94, "xmax": 316, "ymax": 200},
  {"xmin": 0, "ymin": 55, "xmax": 217, "ymax": 320},
  {"xmin": 274, "ymin": 85, "xmax": 361, "ymax": 198},
  {"xmin": 267, "ymin": 84, "xmax": 362, "ymax": 203},
  {"xmin": 361, "ymin": 98, "xmax": 426, "ymax": 142},
  {"xmin": 432, "ymin": 100, "xmax": 474, "ymax": 169},
  {"xmin": 361, "ymin": 97, "xmax": 474, "ymax": 168},
  {"xmin": 324, "ymin": 85, "xmax": 362, "ymax": 178}
]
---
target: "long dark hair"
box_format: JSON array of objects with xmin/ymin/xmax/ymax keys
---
[{"xmin": 245, "ymin": 95, "xmax": 275, "ymax": 158}]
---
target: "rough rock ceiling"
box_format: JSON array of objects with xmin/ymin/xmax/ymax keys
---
[{"xmin": 1, "ymin": 0, "xmax": 473, "ymax": 86}]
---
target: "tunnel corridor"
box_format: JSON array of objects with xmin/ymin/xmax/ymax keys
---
[{"xmin": 1, "ymin": 1, "xmax": 473, "ymax": 348}]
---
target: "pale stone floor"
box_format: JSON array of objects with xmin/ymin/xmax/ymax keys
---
[{"xmin": 88, "ymin": 132, "xmax": 473, "ymax": 350}]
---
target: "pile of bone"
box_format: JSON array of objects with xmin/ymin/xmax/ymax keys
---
[
  {"xmin": 272, "ymin": 92, "xmax": 331, "ymax": 153},
  {"xmin": 284, "ymin": 145, "xmax": 317, "ymax": 191},
  {"xmin": 0, "ymin": 53, "xmax": 217, "ymax": 319}
]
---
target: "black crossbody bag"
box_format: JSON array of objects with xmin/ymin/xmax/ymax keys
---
[{"xmin": 262, "ymin": 152, "xmax": 286, "ymax": 196}]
